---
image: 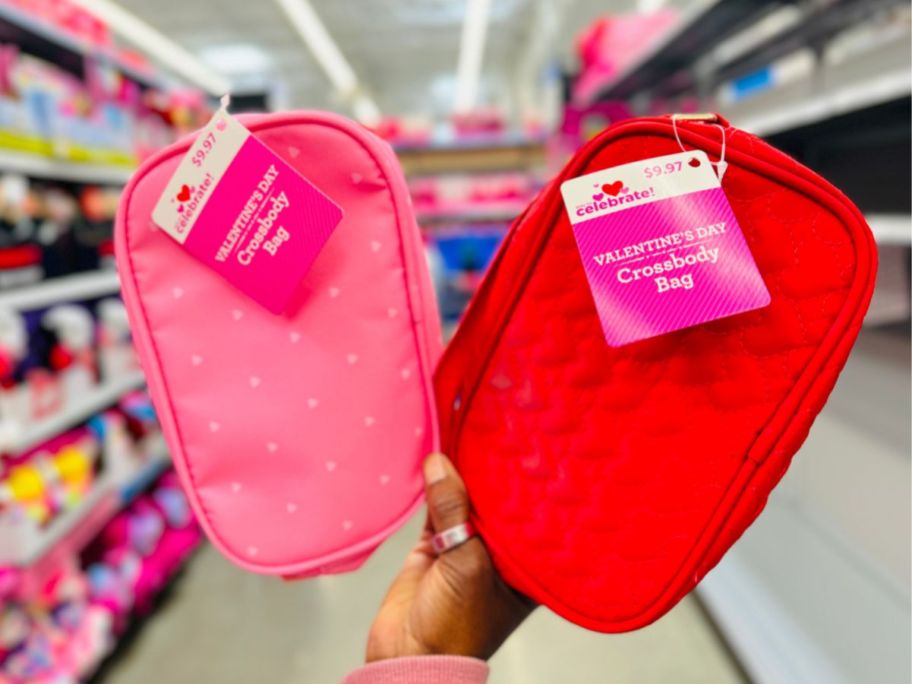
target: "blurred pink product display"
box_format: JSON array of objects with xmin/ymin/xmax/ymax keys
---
[{"xmin": 572, "ymin": 10, "xmax": 681, "ymax": 105}]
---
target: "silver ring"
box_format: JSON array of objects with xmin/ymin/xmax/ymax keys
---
[{"xmin": 431, "ymin": 521, "xmax": 476, "ymax": 554}]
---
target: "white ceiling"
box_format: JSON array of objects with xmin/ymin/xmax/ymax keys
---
[{"xmin": 115, "ymin": 0, "xmax": 652, "ymax": 120}]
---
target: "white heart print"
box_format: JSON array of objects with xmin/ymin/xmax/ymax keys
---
[
  {"xmin": 347, "ymin": 354, "xmax": 359, "ymax": 365},
  {"xmin": 172, "ymin": 287, "xmax": 184, "ymax": 299},
  {"xmin": 307, "ymin": 398, "xmax": 319, "ymax": 409},
  {"xmin": 249, "ymin": 376, "xmax": 261, "ymax": 388},
  {"xmin": 232, "ymin": 309, "xmax": 244, "ymax": 321},
  {"xmin": 191, "ymin": 355, "xmax": 203, "ymax": 366}
]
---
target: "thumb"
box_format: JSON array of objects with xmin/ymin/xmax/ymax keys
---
[{"xmin": 423, "ymin": 453, "xmax": 470, "ymax": 534}]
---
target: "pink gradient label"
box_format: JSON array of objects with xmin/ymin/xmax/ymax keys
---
[
  {"xmin": 152, "ymin": 110, "xmax": 342, "ymax": 314},
  {"xmin": 568, "ymin": 175, "xmax": 770, "ymax": 347}
]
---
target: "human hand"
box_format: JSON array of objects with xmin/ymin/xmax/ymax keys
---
[{"xmin": 365, "ymin": 453, "xmax": 534, "ymax": 662}]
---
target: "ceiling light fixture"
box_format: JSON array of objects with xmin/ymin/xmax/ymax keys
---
[
  {"xmin": 69, "ymin": 0, "xmax": 231, "ymax": 95},
  {"xmin": 454, "ymin": 0, "xmax": 492, "ymax": 112},
  {"xmin": 274, "ymin": 0, "xmax": 381, "ymax": 124}
]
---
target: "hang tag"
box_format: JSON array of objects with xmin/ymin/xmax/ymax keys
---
[
  {"xmin": 560, "ymin": 150, "xmax": 769, "ymax": 347},
  {"xmin": 152, "ymin": 103, "xmax": 343, "ymax": 314}
]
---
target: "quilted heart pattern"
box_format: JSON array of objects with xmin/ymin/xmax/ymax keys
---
[
  {"xmin": 118, "ymin": 112, "xmax": 442, "ymax": 577},
  {"xmin": 435, "ymin": 116, "xmax": 875, "ymax": 632}
]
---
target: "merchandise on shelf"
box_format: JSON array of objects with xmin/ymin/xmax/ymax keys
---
[
  {"xmin": 0, "ymin": 173, "xmax": 122, "ymax": 281},
  {"xmin": 410, "ymin": 172, "xmax": 539, "ymax": 221},
  {"xmin": 0, "ymin": 425, "xmax": 99, "ymax": 534},
  {"xmin": 556, "ymin": 101, "xmax": 633, "ymax": 160},
  {"xmin": 0, "ymin": 292, "xmax": 138, "ymax": 441},
  {"xmin": 450, "ymin": 108, "xmax": 506, "ymax": 139},
  {"xmin": 5, "ymin": 1, "xmax": 112, "ymax": 49},
  {"xmin": 427, "ymin": 227, "xmax": 507, "ymax": 321},
  {"xmin": 42, "ymin": 304, "xmax": 96, "ymax": 406},
  {"xmin": 572, "ymin": 9, "xmax": 680, "ymax": 105},
  {"xmin": 0, "ymin": 32, "xmax": 213, "ymax": 169},
  {"xmin": 96, "ymin": 299, "xmax": 136, "ymax": 382},
  {"xmin": 0, "ymin": 473, "xmax": 200, "ymax": 682},
  {"xmin": 369, "ymin": 115, "xmax": 432, "ymax": 147}
]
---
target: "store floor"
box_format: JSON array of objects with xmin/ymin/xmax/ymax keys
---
[{"xmin": 102, "ymin": 511, "xmax": 746, "ymax": 684}]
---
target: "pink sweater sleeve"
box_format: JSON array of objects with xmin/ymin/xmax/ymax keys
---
[{"xmin": 341, "ymin": 656, "xmax": 489, "ymax": 684}]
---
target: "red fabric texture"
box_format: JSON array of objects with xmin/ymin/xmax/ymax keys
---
[{"xmin": 434, "ymin": 115, "xmax": 876, "ymax": 632}]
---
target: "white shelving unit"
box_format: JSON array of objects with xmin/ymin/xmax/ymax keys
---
[
  {"xmin": 0, "ymin": 371, "xmax": 147, "ymax": 455},
  {"xmin": 0, "ymin": 473, "xmax": 116, "ymax": 567},
  {"xmin": 0, "ymin": 8, "xmax": 190, "ymax": 677},
  {"xmin": 0, "ymin": 436, "xmax": 172, "ymax": 568},
  {"xmin": 725, "ymin": 25, "xmax": 912, "ymax": 137},
  {"xmin": 735, "ymin": 68, "xmax": 911, "ymax": 137},
  {"xmin": 417, "ymin": 204, "xmax": 524, "ymax": 226},
  {"xmin": 0, "ymin": 270, "xmax": 121, "ymax": 311},
  {"xmin": 0, "ymin": 149, "xmax": 134, "ymax": 185},
  {"xmin": 584, "ymin": 3, "xmax": 911, "ymax": 682},
  {"xmin": 867, "ymin": 215, "xmax": 912, "ymax": 246}
]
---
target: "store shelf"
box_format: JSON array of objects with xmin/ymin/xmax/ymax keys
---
[
  {"xmin": 734, "ymin": 68, "xmax": 911, "ymax": 137},
  {"xmin": 0, "ymin": 2, "xmax": 165, "ymax": 89},
  {"xmin": 119, "ymin": 446, "xmax": 171, "ymax": 506},
  {"xmin": 0, "ymin": 473, "xmax": 117, "ymax": 568},
  {"xmin": 1, "ymin": 371, "xmax": 146, "ymax": 455},
  {"xmin": 417, "ymin": 203, "xmax": 525, "ymax": 226},
  {"xmin": 699, "ymin": 555, "xmax": 847, "ymax": 684},
  {"xmin": 868, "ymin": 215, "xmax": 912, "ymax": 246},
  {"xmin": 396, "ymin": 138, "xmax": 547, "ymax": 176},
  {"xmin": 0, "ymin": 148, "xmax": 134, "ymax": 184},
  {"xmin": 711, "ymin": 0, "xmax": 902, "ymax": 92},
  {"xmin": 0, "ymin": 270, "xmax": 121, "ymax": 311},
  {"xmin": 5, "ymin": 441, "xmax": 172, "ymax": 588},
  {"xmin": 593, "ymin": 0, "xmax": 783, "ymax": 101}
]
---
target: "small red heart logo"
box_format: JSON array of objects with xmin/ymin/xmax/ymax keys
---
[
  {"xmin": 592, "ymin": 193, "xmax": 604, "ymax": 201},
  {"xmin": 177, "ymin": 205, "xmax": 184, "ymax": 213},
  {"xmin": 602, "ymin": 181, "xmax": 623, "ymax": 196},
  {"xmin": 176, "ymin": 184, "xmax": 191, "ymax": 202},
  {"xmin": 688, "ymin": 157, "xmax": 701, "ymax": 168}
]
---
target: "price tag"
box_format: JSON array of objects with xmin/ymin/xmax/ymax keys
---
[
  {"xmin": 152, "ymin": 103, "xmax": 343, "ymax": 314},
  {"xmin": 561, "ymin": 150, "xmax": 770, "ymax": 346}
]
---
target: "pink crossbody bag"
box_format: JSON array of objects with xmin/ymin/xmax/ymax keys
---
[{"xmin": 116, "ymin": 111, "xmax": 441, "ymax": 577}]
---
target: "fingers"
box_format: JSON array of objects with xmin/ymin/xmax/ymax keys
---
[{"xmin": 423, "ymin": 453, "xmax": 469, "ymax": 534}]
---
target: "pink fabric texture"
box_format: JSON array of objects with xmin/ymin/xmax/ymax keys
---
[
  {"xmin": 342, "ymin": 657, "xmax": 489, "ymax": 684},
  {"xmin": 116, "ymin": 111, "xmax": 442, "ymax": 577}
]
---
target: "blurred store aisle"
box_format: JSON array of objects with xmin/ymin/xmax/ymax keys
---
[{"xmin": 101, "ymin": 513, "xmax": 746, "ymax": 684}]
